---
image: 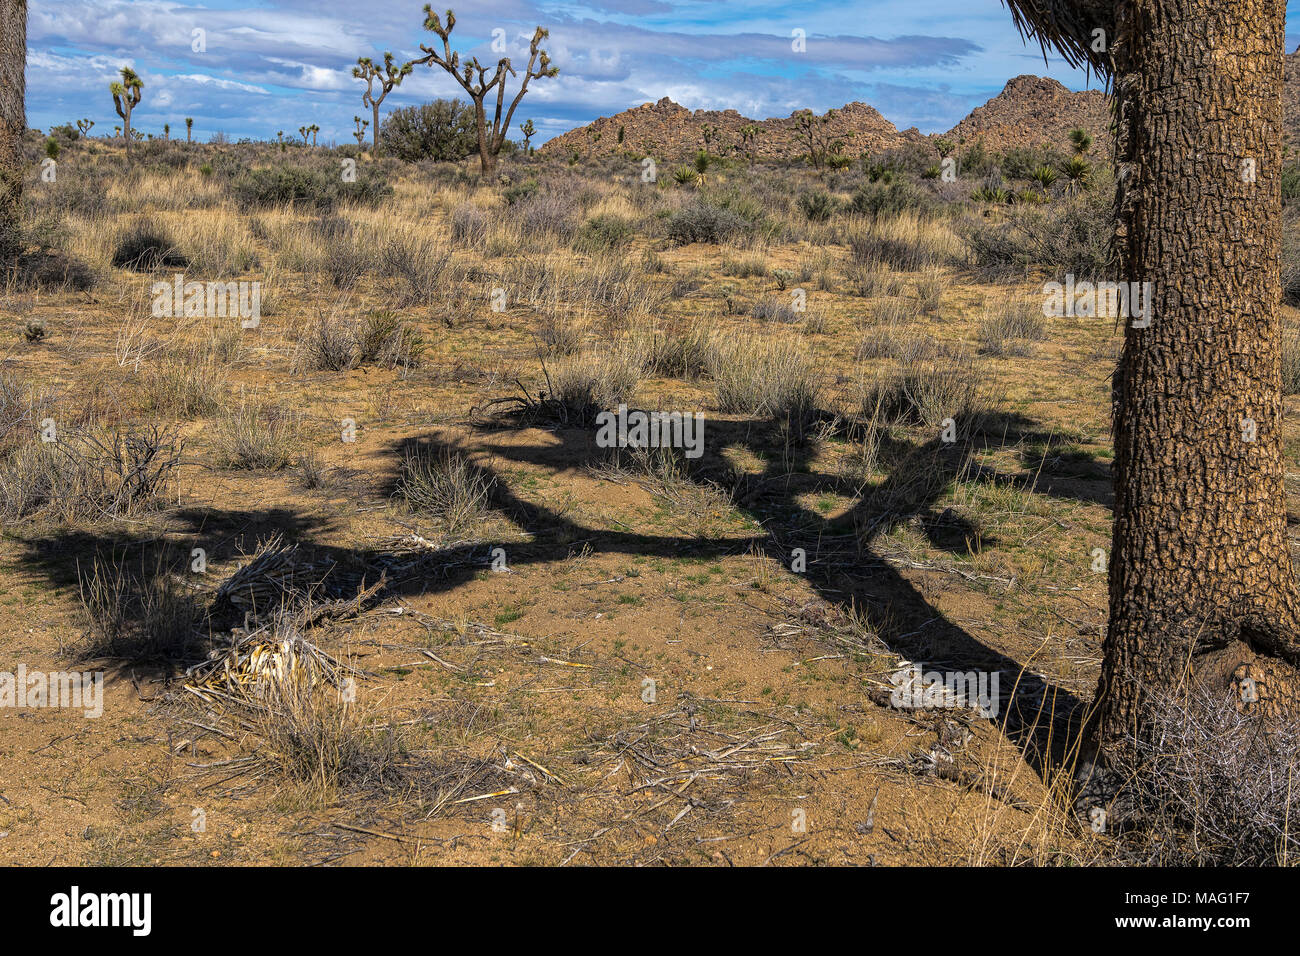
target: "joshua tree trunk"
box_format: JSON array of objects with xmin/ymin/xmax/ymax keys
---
[
  {"xmin": 476, "ymin": 115, "xmax": 496, "ymax": 177},
  {"xmin": 372, "ymin": 102, "xmax": 380, "ymax": 153},
  {"xmin": 0, "ymin": 0, "xmax": 25, "ymax": 265},
  {"xmin": 1003, "ymin": 0, "xmax": 1300, "ymax": 800},
  {"xmin": 1091, "ymin": 0, "xmax": 1300, "ymax": 769}
]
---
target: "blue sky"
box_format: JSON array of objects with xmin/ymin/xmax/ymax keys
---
[{"xmin": 25, "ymin": 1, "xmax": 1300, "ymax": 145}]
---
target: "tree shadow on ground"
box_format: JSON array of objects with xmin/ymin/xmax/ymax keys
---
[{"xmin": 12, "ymin": 405, "xmax": 1104, "ymax": 776}]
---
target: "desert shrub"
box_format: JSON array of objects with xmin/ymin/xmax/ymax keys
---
[
  {"xmin": 513, "ymin": 192, "xmax": 580, "ymax": 242},
  {"xmin": 857, "ymin": 350, "xmax": 983, "ymax": 430},
  {"xmin": 0, "ymin": 374, "xmax": 54, "ymax": 459},
  {"xmin": 142, "ymin": 349, "xmax": 227, "ymax": 418},
  {"xmin": 379, "ymin": 99, "xmax": 476, "ymax": 161},
  {"xmin": 0, "ymin": 425, "xmax": 182, "ymax": 521},
  {"xmin": 846, "ymin": 214, "xmax": 959, "ymax": 272},
  {"xmin": 304, "ymin": 316, "xmax": 357, "ymax": 371},
  {"xmin": 252, "ymin": 650, "xmax": 407, "ymax": 801},
  {"xmin": 111, "ymin": 221, "xmax": 187, "ymax": 271},
  {"xmin": 964, "ymin": 182, "xmax": 1111, "ymax": 281},
  {"xmin": 576, "ymin": 256, "xmax": 667, "ymax": 323},
  {"xmin": 914, "ymin": 269, "xmax": 946, "ymax": 315},
  {"xmin": 397, "ymin": 446, "xmax": 495, "ymax": 535},
  {"xmin": 856, "ymin": 328, "xmax": 937, "ymax": 362},
  {"xmin": 379, "ymin": 235, "xmax": 453, "ymax": 306},
  {"xmin": 849, "ymin": 180, "xmax": 933, "ymax": 220},
  {"xmin": 1001, "ymin": 144, "xmax": 1066, "ymax": 181},
  {"xmin": 231, "ymin": 164, "xmax": 390, "ymax": 210},
  {"xmin": 574, "ymin": 213, "xmax": 635, "ymax": 253},
  {"xmin": 844, "ymin": 262, "xmax": 903, "ymax": 298},
  {"xmin": 798, "ymin": 190, "xmax": 836, "ymax": 222},
  {"xmin": 213, "ymin": 400, "xmax": 299, "ymax": 470},
  {"xmin": 537, "ymin": 311, "xmax": 587, "ymax": 356},
  {"xmin": 751, "ymin": 297, "xmax": 801, "ymax": 324},
  {"xmin": 357, "ymin": 310, "xmax": 424, "ymax": 368},
  {"xmin": 665, "ymin": 202, "xmax": 749, "ymax": 245},
  {"xmin": 642, "ymin": 325, "xmax": 717, "ymax": 379}
]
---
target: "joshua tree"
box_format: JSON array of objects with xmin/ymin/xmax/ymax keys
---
[
  {"xmin": 113, "ymin": 125, "xmax": 121, "ymax": 137},
  {"xmin": 353, "ymin": 52, "xmax": 412, "ymax": 155},
  {"xmin": 299, "ymin": 125, "xmax": 310, "ymax": 145},
  {"xmin": 185, "ymin": 116, "xmax": 193, "ymax": 142},
  {"xmin": 353, "ymin": 115, "xmax": 369, "ymax": 147},
  {"xmin": 110, "ymin": 66, "xmax": 143, "ymax": 155},
  {"xmin": 1003, "ymin": 0, "xmax": 1300, "ymax": 808},
  {"xmin": 793, "ymin": 109, "xmax": 846, "ymax": 171},
  {"xmin": 310, "ymin": 123, "xmax": 319, "ymax": 146},
  {"xmin": 1, "ymin": 0, "xmax": 25, "ymax": 264},
  {"xmin": 76, "ymin": 117, "xmax": 94, "ymax": 137},
  {"xmin": 413, "ymin": 7, "xmax": 558, "ymax": 177},
  {"xmin": 163, "ymin": 122, "xmax": 170, "ymax": 140},
  {"xmin": 738, "ymin": 123, "xmax": 760, "ymax": 165},
  {"xmin": 519, "ymin": 118, "xmax": 535, "ymax": 154}
]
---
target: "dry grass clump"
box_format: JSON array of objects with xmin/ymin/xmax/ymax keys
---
[
  {"xmin": 548, "ymin": 341, "xmax": 645, "ymax": 423},
  {"xmin": 141, "ymin": 347, "xmax": 228, "ymax": 418},
  {"xmin": 709, "ymin": 334, "xmax": 821, "ymax": 423},
  {"xmin": 0, "ymin": 373, "xmax": 54, "ymax": 458},
  {"xmin": 1103, "ymin": 680, "xmax": 1300, "ymax": 865},
  {"xmin": 212, "ymin": 399, "xmax": 300, "ymax": 470},
  {"xmin": 845, "ymin": 213, "xmax": 962, "ymax": 273},
  {"xmin": 639, "ymin": 324, "xmax": 718, "ymax": 379},
  {"xmin": 300, "ymin": 310, "xmax": 425, "ymax": 372},
  {"xmin": 856, "ymin": 350, "xmax": 984, "ymax": 430},
  {"xmin": 856, "ymin": 327, "xmax": 938, "ymax": 363},
  {"xmin": 397, "ymin": 446, "xmax": 495, "ymax": 535},
  {"xmin": 751, "ymin": 297, "xmax": 802, "ymax": 324},
  {"xmin": 77, "ymin": 549, "xmax": 205, "ymax": 662},
  {"xmin": 252, "ymin": 665, "xmax": 406, "ymax": 805},
  {"xmin": 978, "ymin": 296, "xmax": 1048, "ymax": 356}
]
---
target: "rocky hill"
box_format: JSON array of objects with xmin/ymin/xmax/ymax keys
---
[
  {"xmin": 541, "ymin": 76, "xmax": 1112, "ymax": 164},
  {"xmin": 940, "ymin": 74, "xmax": 1111, "ymax": 154},
  {"xmin": 544, "ymin": 62, "xmax": 1300, "ymax": 165},
  {"xmin": 540, "ymin": 96, "xmax": 930, "ymax": 164}
]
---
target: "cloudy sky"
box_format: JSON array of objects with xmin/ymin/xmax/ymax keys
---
[{"xmin": 25, "ymin": 1, "xmax": 1300, "ymax": 145}]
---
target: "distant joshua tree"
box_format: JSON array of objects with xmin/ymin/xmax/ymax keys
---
[
  {"xmin": 185, "ymin": 116, "xmax": 193, "ymax": 142},
  {"xmin": 353, "ymin": 115, "xmax": 369, "ymax": 146},
  {"xmin": 76, "ymin": 118, "xmax": 94, "ymax": 137},
  {"xmin": 738, "ymin": 123, "xmax": 760, "ymax": 165},
  {"xmin": 413, "ymin": 7, "xmax": 558, "ymax": 176},
  {"xmin": 353, "ymin": 52, "xmax": 412, "ymax": 155},
  {"xmin": 163, "ymin": 122, "xmax": 170, "ymax": 140},
  {"xmin": 519, "ymin": 118, "xmax": 535, "ymax": 155},
  {"xmin": 1004, "ymin": 0, "xmax": 1300, "ymax": 814},
  {"xmin": 110, "ymin": 66, "xmax": 143, "ymax": 155}
]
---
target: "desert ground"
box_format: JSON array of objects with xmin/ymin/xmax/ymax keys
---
[{"xmin": 1, "ymin": 131, "xmax": 1293, "ymax": 866}]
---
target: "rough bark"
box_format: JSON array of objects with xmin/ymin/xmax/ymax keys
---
[
  {"xmin": 1087, "ymin": 0, "xmax": 1300, "ymax": 775},
  {"xmin": 0, "ymin": 0, "xmax": 26, "ymax": 266}
]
